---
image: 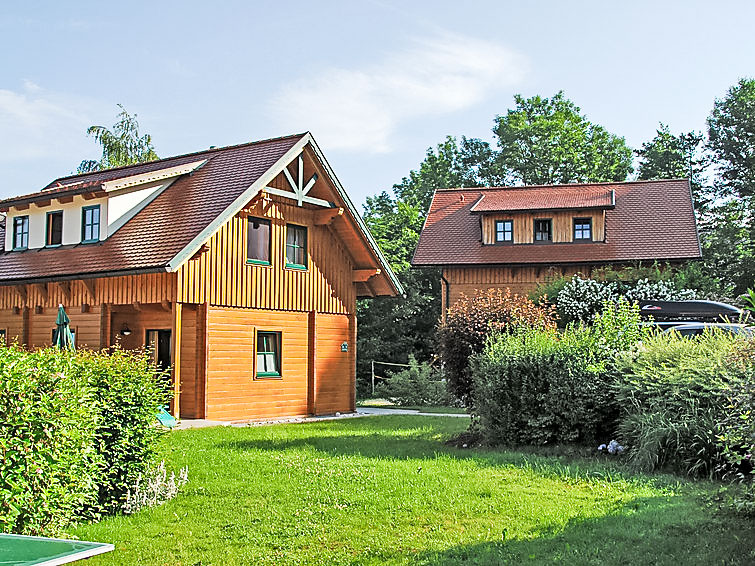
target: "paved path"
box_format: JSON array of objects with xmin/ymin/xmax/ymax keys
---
[{"xmin": 175, "ymin": 407, "xmax": 469, "ymax": 429}]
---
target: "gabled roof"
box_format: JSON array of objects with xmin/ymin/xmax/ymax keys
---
[
  {"xmin": 412, "ymin": 179, "xmax": 701, "ymax": 267},
  {"xmin": 470, "ymin": 185, "xmax": 614, "ymax": 213},
  {"xmin": 0, "ymin": 133, "xmax": 402, "ymax": 296}
]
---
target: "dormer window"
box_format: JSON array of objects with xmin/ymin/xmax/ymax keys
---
[
  {"xmin": 46, "ymin": 211, "xmax": 63, "ymax": 247},
  {"xmin": 13, "ymin": 216, "xmax": 29, "ymax": 250},
  {"xmin": 534, "ymin": 219, "xmax": 552, "ymax": 242},
  {"xmin": 82, "ymin": 205, "xmax": 101, "ymax": 243},
  {"xmin": 495, "ymin": 220, "xmax": 513, "ymax": 243},
  {"xmin": 573, "ymin": 218, "xmax": 592, "ymax": 241}
]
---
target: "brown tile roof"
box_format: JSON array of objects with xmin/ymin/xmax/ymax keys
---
[
  {"xmin": 412, "ymin": 179, "xmax": 701, "ymax": 266},
  {"xmin": 0, "ymin": 134, "xmax": 306, "ymax": 282},
  {"xmin": 470, "ymin": 185, "xmax": 614, "ymax": 213}
]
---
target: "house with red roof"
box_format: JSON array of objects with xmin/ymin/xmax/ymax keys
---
[
  {"xmin": 0, "ymin": 132, "xmax": 401, "ymax": 421},
  {"xmin": 412, "ymin": 179, "xmax": 701, "ymax": 315}
]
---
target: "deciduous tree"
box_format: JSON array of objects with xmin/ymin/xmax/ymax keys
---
[{"xmin": 78, "ymin": 105, "xmax": 158, "ymax": 173}]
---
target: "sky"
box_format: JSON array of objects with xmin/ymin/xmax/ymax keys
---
[{"xmin": 1, "ymin": 1, "xmax": 754, "ymax": 208}]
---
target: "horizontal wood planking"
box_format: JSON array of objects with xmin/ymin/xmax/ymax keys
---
[
  {"xmin": 0, "ymin": 273, "xmax": 176, "ymax": 310},
  {"xmin": 314, "ymin": 313, "xmax": 352, "ymax": 415},
  {"xmin": 205, "ymin": 306, "xmax": 310, "ymax": 421},
  {"xmin": 442, "ymin": 265, "xmax": 596, "ymax": 311},
  {"xmin": 26, "ymin": 306, "xmax": 102, "ymax": 348},
  {"xmin": 0, "ymin": 309, "xmax": 27, "ymax": 346},
  {"xmin": 481, "ymin": 209, "xmax": 605, "ymax": 245},
  {"xmin": 176, "ymin": 175, "xmax": 357, "ymax": 314}
]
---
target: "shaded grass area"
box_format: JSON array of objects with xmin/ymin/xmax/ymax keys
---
[
  {"xmin": 72, "ymin": 416, "xmax": 755, "ymax": 565},
  {"xmin": 357, "ymin": 399, "xmax": 467, "ymax": 414}
]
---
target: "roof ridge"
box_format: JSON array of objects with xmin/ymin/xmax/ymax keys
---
[
  {"xmin": 436, "ymin": 178, "xmax": 689, "ymax": 192},
  {"xmin": 47, "ymin": 132, "xmax": 309, "ymax": 187}
]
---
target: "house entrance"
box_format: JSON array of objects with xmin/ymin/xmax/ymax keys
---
[{"xmin": 146, "ymin": 329, "xmax": 172, "ymax": 372}]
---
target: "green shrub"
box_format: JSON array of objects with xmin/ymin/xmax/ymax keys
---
[
  {"xmin": 437, "ymin": 288, "xmax": 556, "ymax": 406},
  {"xmin": 471, "ymin": 326, "xmax": 612, "ymax": 445},
  {"xmin": 0, "ymin": 346, "xmax": 170, "ymax": 535},
  {"xmin": 470, "ymin": 299, "xmax": 647, "ymax": 446},
  {"xmin": 616, "ymin": 331, "xmax": 746, "ymax": 478},
  {"xmin": 718, "ymin": 342, "xmax": 755, "ymax": 514},
  {"xmin": 375, "ymin": 356, "xmax": 455, "ymax": 406},
  {"xmin": 0, "ymin": 348, "xmax": 101, "ymax": 535},
  {"xmin": 70, "ymin": 349, "xmax": 170, "ymax": 513}
]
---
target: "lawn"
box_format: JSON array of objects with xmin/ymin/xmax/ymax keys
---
[{"xmin": 72, "ymin": 416, "xmax": 755, "ymax": 565}]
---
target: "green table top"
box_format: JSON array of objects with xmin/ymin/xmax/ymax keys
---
[{"xmin": 0, "ymin": 534, "xmax": 114, "ymax": 565}]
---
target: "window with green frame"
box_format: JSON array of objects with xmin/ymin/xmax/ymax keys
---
[
  {"xmin": 256, "ymin": 331, "xmax": 281, "ymax": 377},
  {"xmin": 285, "ymin": 224, "xmax": 307, "ymax": 269},
  {"xmin": 81, "ymin": 205, "xmax": 101, "ymax": 243},
  {"xmin": 246, "ymin": 217, "xmax": 271, "ymax": 264},
  {"xmin": 12, "ymin": 216, "xmax": 29, "ymax": 250}
]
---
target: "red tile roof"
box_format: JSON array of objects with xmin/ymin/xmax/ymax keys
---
[
  {"xmin": 470, "ymin": 185, "xmax": 614, "ymax": 213},
  {"xmin": 412, "ymin": 179, "xmax": 701, "ymax": 266},
  {"xmin": 0, "ymin": 134, "xmax": 306, "ymax": 282}
]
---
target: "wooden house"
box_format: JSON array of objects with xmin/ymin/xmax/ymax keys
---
[
  {"xmin": 0, "ymin": 133, "xmax": 401, "ymax": 421},
  {"xmin": 412, "ymin": 180, "xmax": 701, "ymax": 315}
]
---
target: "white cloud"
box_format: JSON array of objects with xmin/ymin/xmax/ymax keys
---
[
  {"xmin": 269, "ymin": 32, "xmax": 527, "ymax": 153},
  {"xmin": 0, "ymin": 82, "xmax": 101, "ymax": 163}
]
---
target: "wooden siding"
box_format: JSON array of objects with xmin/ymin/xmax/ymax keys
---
[
  {"xmin": 28, "ymin": 306, "xmax": 102, "ymax": 349},
  {"xmin": 442, "ymin": 265, "xmax": 596, "ymax": 313},
  {"xmin": 205, "ymin": 306, "xmax": 353, "ymax": 421},
  {"xmin": 481, "ymin": 210, "xmax": 605, "ymax": 245},
  {"xmin": 0, "ymin": 273, "xmax": 176, "ymax": 310},
  {"xmin": 0, "ymin": 308, "xmax": 28, "ymax": 346},
  {"xmin": 314, "ymin": 313, "xmax": 354, "ymax": 415},
  {"xmin": 177, "ymin": 191, "xmax": 356, "ymax": 314}
]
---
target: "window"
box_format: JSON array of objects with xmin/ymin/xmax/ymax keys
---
[
  {"xmin": 81, "ymin": 205, "xmax": 100, "ymax": 243},
  {"xmin": 12, "ymin": 216, "xmax": 29, "ymax": 250},
  {"xmin": 46, "ymin": 211, "xmax": 63, "ymax": 247},
  {"xmin": 573, "ymin": 218, "xmax": 592, "ymax": 241},
  {"xmin": 495, "ymin": 220, "xmax": 513, "ymax": 243},
  {"xmin": 246, "ymin": 217, "xmax": 271, "ymax": 264},
  {"xmin": 285, "ymin": 224, "xmax": 307, "ymax": 269},
  {"xmin": 534, "ymin": 219, "xmax": 552, "ymax": 242},
  {"xmin": 256, "ymin": 331, "xmax": 281, "ymax": 377}
]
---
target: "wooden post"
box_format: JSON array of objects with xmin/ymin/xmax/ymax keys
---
[
  {"xmin": 171, "ymin": 301, "xmax": 183, "ymax": 419},
  {"xmin": 196, "ymin": 303, "xmax": 208, "ymax": 419},
  {"xmin": 99, "ymin": 303, "xmax": 110, "ymax": 350},
  {"xmin": 22, "ymin": 306, "xmax": 30, "ymax": 347},
  {"xmin": 307, "ymin": 310, "xmax": 317, "ymax": 416},
  {"xmin": 348, "ymin": 312, "xmax": 357, "ymax": 413}
]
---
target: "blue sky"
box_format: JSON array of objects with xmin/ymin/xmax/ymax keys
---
[{"xmin": 1, "ymin": 1, "xmax": 753, "ymax": 207}]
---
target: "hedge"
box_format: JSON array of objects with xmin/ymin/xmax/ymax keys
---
[{"xmin": 0, "ymin": 346, "xmax": 169, "ymax": 535}]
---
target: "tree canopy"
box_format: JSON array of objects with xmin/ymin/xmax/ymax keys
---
[
  {"xmin": 77, "ymin": 105, "xmax": 159, "ymax": 173},
  {"xmin": 491, "ymin": 92, "xmax": 634, "ymax": 185},
  {"xmin": 707, "ymin": 78, "xmax": 755, "ymax": 200}
]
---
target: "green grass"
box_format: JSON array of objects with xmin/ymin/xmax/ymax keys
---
[{"xmin": 72, "ymin": 416, "xmax": 755, "ymax": 565}]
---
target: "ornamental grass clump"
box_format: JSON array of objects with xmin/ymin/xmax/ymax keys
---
[
  {"xmin": 615, "ymin": 331, "xmax": 746, "ymax": 478},
  {"xmin": 437, "ymin": 288, "xmax": 556, "ymax": 407}
]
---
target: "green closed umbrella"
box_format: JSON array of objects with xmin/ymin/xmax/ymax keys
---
[{"xmin": 54, "ymin": 304, "xmax": 75, "ymax": 350}]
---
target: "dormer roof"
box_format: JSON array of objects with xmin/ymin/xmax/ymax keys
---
[{"xmin": 469, "ymin": 185, "xmax": 614, "ymax": 214}]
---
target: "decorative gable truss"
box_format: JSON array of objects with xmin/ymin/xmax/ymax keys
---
[{"xmin": 263, "ymin": 154, "xmax": 332, "ymax": 208}]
